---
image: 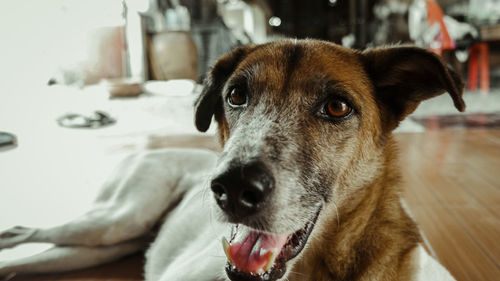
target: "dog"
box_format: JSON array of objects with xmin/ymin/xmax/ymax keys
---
[{"xmin": 0, "ymin": 39, "xmax": 464, "ymax": 281}]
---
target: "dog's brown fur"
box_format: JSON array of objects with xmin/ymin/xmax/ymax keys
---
[
  {"xmin": 290, "ymin": 140, "xmax": 421, "ymax": 281},
  {"xmin": 195, "ymin": 39, "xmax": 464, "ymax": 281}
]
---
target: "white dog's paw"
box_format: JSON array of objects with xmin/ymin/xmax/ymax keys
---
[{"xmin": 0, "ymin": 226, "xmax": 37, "ymax": 250}]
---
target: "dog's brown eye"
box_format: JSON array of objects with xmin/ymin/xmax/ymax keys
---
[
  {"xmin": 325, "ymin": 100, "xmax": 351, "ymax": 118},
  {"xmin": 228, "ymin": 88, "xmax": 247, "ymax": 106}
]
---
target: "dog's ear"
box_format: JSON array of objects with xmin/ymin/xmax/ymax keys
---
[
  {"xmin": 194, "ymin": 45, "xmax": 257, "ymax": 132},
  {"xmin": 362, "ymin": 46, "xmax": 465, "ymax": 130}
]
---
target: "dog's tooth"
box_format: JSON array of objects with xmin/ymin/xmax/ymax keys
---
[
  {"xmin": 259, "ymin": 248, "xmax": 269, "ymax": 256},
  {"xmin": 222, "ymin": 237, "xmax": 232, "ymax": 263},
  {"xmin": 264, "ymin": 248, "xmax": 278, "ymax": 271}
]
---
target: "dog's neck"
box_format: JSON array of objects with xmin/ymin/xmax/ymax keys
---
[{"xmin": 289, "ymin": 137, "xmax": 421, "ymax": 281}]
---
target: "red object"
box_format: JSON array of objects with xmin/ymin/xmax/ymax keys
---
[
  {"xmin": 468, "ymin": 43, "xmax": 490, "ymax": 94},
  {"xmin": 426, "ymin": 0, "xmax": 455, "ymax": 55}
]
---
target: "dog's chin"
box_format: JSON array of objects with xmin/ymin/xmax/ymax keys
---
[{"xmin": 223, "ymin": 207, "xmax": 322, "ymax": 281}]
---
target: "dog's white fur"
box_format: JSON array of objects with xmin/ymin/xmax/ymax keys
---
[
  {"xmin": 0, "ymin": 39, "xmax": 465, "ymax": 281},
  {"xmin": 0, "ymin": 147, "xmax": 455, "ymax": 281}
]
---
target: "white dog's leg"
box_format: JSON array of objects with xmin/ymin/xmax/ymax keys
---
[
  {"xmin": 0, "ymin": 149, "xmax": 217, "ymax": 249},
  {"xmin": 0, "ymin": 237, "xmax": 147, "ymax": 277}
]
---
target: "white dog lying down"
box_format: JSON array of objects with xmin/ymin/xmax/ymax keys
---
[{"xmin": 0, "ymin": 40, "xmax": 462, "ymax": 281}]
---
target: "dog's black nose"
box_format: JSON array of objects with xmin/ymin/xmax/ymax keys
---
[{"xmin": 210, "ymin": 161, "xmax": 274, "ymax": 218}]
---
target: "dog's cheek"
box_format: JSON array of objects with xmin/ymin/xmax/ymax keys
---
[
  {"xmin": 312, "ymin": 128, "xmax": 353, "ymax": 185},
  {"xmin": 301, "ymin": 121, "xmax": 367, "ymax": 207},
  {"xmin": 273, "ymin": 129, "xmax": 338, "ymax": 228},
  {"xmin": 222, "ymin": 107, "xmax": 241, "ymax": 132},
  {"xmin": 330, "ymin": 133, "xmax": 384, "ymax": 207}
]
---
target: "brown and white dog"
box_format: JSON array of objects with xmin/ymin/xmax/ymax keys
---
[{"xmin": 0, "ymin": 39, "xmax": 464, "ymax": 281}]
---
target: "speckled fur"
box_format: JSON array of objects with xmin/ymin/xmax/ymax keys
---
[
  {"xmin": 195, "ymin": 39, "xmax": 464, "ymax": 280},
  {"xmin": 0, "ymin": 39, "xmax": 462, "ymax": 281}
]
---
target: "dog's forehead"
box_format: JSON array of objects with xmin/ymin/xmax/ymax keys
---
[{"xmin": 233, "ymin": 41, "xmax": 373, "ymax": 104}]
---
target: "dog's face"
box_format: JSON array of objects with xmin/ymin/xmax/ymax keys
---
[{"xmin": 195, "ymin": 40, "xmax": 464, "ymax": 281}]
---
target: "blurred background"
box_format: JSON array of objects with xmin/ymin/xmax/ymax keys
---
[
  {"xmin": 1, "ymin": 0, "xmax": 500, "ymax": 87},
  {"xmin": 0, "ymin": 1, "xmax": 499, "ymax": 281}
]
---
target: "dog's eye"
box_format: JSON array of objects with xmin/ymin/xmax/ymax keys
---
[
  {"xmin": 227, "ymin": 87, "xmax": 247, "ymax": 107},
  {"xmin": 324, "ymin": 99, "xmax": 352, "ymax": 118}
]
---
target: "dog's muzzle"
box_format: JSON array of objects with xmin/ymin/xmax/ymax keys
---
[
  {"xmin": 210, "ymin": 160, "xmax": 323, "ymax": 281},
  {"xmin": 210, "ymin": 160, "xmax": 274, "ymax": 220}
]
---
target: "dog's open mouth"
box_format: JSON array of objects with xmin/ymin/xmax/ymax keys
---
[{"xmin": 222, "ymin": 209, "xmax": 321, "ymax": 281}]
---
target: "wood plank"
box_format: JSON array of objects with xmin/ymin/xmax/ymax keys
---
[
  {"xmin": 396, "ymin": 130, "xmax": 500, "ymax": 281},
  {"xmin": 450, "ymin": 205, "xmax": 500, "ymax": 265},
  {"xmin": 410, "ymin": 206, "xmax": 500, "ymax": 281},
  {"xmin": 445, "ymin": 164, "xmax": 500, "ymax": 218}
]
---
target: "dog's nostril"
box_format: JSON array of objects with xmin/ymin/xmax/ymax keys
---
[
  {"xmin": 211, "ymin": 182, "xmax": 228, "ymax": 201},
  {"xmin": 240, "ymin": 189, "xmax": 263, "ymax": 207},
  {"xmin": 211, "ymin": 161, "xmax": 274, "ymax": 218}
]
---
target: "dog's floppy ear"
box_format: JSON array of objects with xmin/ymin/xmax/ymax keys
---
[
  {"xmin": 362, "ymin": 46, "xmax": 465, "ymax": 130},
  {"xmin": 194, "ymin": 45, "xmax": 257, "ymax": 132}
]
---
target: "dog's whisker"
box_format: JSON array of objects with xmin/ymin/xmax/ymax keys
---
[
  {"xmin": 205, "ymin": 187, "xmax": 222, "ymax": 239},
  {"xmin": 288, "ymin": 269, "xmax": 308, "ymax": 277},
  {"xmin": 332, "ymin": 200, "xmax": 340, "ymax": 229},
  {"xmin": 207, "ymin": 255, "xmax": 226, "ymax": 259},
  {"xmin": 190, "ymin": 178, "xmax": 222, "ymax": 240}
]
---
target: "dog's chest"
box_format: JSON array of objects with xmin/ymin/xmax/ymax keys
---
[{"xmin": 144, "ymin": 183, "xmax": 230, "ymax": 281}]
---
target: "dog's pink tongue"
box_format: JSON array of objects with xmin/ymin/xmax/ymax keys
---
[{"xmin": 228, "ymin": 227, "xmax": 288, "ymax": 273}]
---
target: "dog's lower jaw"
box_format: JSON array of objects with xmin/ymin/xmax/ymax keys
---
[
  {"xmin": 288, "ymin": 143, "xmax": 422, "ymax": 281},
  {"xmin": 223, "ymin": 207, "xmax": 322, "ymax": 281}
]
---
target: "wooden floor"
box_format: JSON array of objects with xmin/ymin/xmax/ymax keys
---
[
  {"xmin": 10, "ymin": 254, "xmax": 145, "ymax": 281},
  {"xmin": 7, "ymin": 129, "xmax": 500, "ymax": 281},
  {"xmin": 397, "ymin": 129, "xmax": 500, "ymax": 281}
]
